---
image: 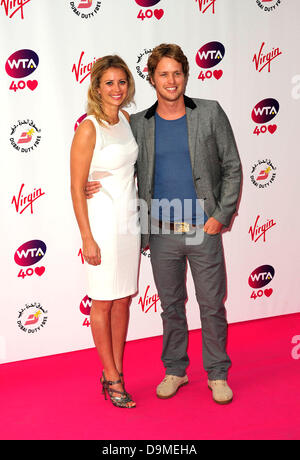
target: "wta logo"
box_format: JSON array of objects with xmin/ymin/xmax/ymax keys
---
[
  {"xmin": 5, "ymin": 49, "xmax": 39, "ymax": 78},
  {"xmin": 74, "ymin": 113, "xmax": 87, "ymax": 131},
  {"xmin": 14, "ymin": 240, "xmax": 46, "ymax": 267},
  {"xmin": 196, "ymin": 42, "xmax": 225, "ymax": 81},
  {"xmin": 135, "ymin": 0, "xmax": 161, "ymax": 6},
  {"xmin": 251, "ymin": 98, "xmax": 279, "ymax": 124},
  {"xmin": 196, "ymin": 41, "xmax": 225, "ymax": 68},
  {"xmin": 248, "ymin": 265, "xmax": 275, "ymax": 289},
  {"xmin": 80, "ymin": 295, "xmax": 92, "ymax": 327},
  {"xmin": 80, "ymin": 295, "xmax": 92, "ymax": 315}
]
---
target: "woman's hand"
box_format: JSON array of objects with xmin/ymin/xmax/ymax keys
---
[{"xmin": 83, "ymin": 237, "xmax": 101, "ymax": 265}]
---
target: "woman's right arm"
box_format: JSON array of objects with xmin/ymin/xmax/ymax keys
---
[{"xmin": 70, "ymin": 120, "xmax": 101, "ymax": 266}]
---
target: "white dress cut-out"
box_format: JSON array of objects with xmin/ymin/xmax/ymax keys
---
[{"xmin": 85, "ymin": 112, "xmax": 140, "ymax": 300}]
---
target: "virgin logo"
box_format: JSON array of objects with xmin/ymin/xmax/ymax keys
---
[
  {"xmin": 253, "ymin": 42, "xmax": 282, "ymax": 73},
  {"xmin": 14, "ymin": 240, "xmax": 47, "ymax": 267},
  {"xmin": 138, "ymin": 285, "xmax": 160, "ymax": 313},
  {"xmin": 11, "ymin": 183, "xmax": 45, "ymax": 215},
  {"xmin": 5, "ymin": 49, "xmax": 39, "ymax": 78},
  {"xmin": 196, "ymin": 42, "xmax": 225, "ymax": 68},
  {"xmin": 248, "ymin": 215, "xmax": 276, "ymax": 243},
  {"xmin": 195, "ymin": 0, "xmax": 216, "ymax": 14},
  {"xmin": 72, "ymin": 51, "xmax": 100, "ymax": 84},
  {"xmin": 0, "ymin": 0, "xmax": 31, "ymax": 19},
  {"xmin": 251, "ymin": 98, "xmax": 279, "ymax": 124}
]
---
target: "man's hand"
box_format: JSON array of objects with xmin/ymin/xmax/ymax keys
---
[
  {"xmin": 204, "ymin": 217, "xmax": 223, "ymax": 235},
  {"xmin": 85, "ymin": 180, "xmax": 101, "ymax": 199}
]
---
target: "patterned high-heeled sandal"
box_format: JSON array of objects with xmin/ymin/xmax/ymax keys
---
[
  {"xmin": 101, "ymin": 372, "xmax": 136, "ymax": 409},
  {"xmin": 101, "ymin": 372, "xmax": 130, "ymax": 395},
  {"xmin": 119, "ymin": 372, "xmax": 132, "ymax": 399}
]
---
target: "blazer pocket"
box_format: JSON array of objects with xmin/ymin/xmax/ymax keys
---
[{"xmin": 212, "ymin": 183, "xmax": 221, "ymax": 200}]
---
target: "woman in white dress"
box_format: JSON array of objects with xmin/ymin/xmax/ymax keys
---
[{"xmin": 70, "ymin": 56, "xmax": 140, "ymax": 408}]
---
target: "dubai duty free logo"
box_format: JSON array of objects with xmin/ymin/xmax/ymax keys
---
[
  {"xmin": 10, "ymin": 119, "xmax": 41, "ymax": 153},
  {"xmin": 17, "ymin": 302, "xmax": 48, "ymax": 334},
  {"xmin": 5, "ymin": 49, "xmax": 39, "ymax": 92},
  {"xmin": 250, "ymin": 159, "xmax": 277, "ymax": 189},
  {"xmin": 0, "ymin": 0, "xmax": 32, "ymax": 19},
  {"xmin": 251, "ymin": 98, "xmax": 279, "ymax": 136},
  {"xmin": 14, "ymin": 239, "xmax": 46, "ymax": 280},
  {"xmin": 255, "ymin": 0, "xmax": 282, "ymax": 13},
  {"xmin": 196, "ymin": 41, "xmax": 225, "ymax": 82},
  {"xmin": 248, "ymin": 264, "xmax": 275, "ymax": 301},
  {"xmin": 70, "ymin": 0, "xmax": 102, "ymax": 19},
  {"xmin": 135, "ymin": 0, "xmax": 164, "ymax": 21},
  {"xmin": 136, "ymin": 47, "xmax": 152, "ymax": 81}
]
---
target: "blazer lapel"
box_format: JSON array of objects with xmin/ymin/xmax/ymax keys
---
[
  {"xmin": 186, "ymin": 105, "xmax": 198, "ymax": 174},
  {"xmin": 144, "ymin": 116, "xmax": 156, "ymax": 187}
]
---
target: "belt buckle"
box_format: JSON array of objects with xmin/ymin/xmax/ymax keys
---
[{"xmin": 174, "ymin": 222, "xmax": 190, "ymax": 233}]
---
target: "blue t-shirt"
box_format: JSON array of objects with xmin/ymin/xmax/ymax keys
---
[{"xmin": 152, "ymin": 112, "xmax": 207, "ymax": 225}]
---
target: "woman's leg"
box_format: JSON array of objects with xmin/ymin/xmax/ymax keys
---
[
  {"xmin": 90, "ymin": 300, "xmax": 117, "ymax": 377},
  {"xmin": 110, "ymin": 296, "xmax": 131, "ymax": 376},
  {"xmin": 90, "ymin": 298, "xmax": 135, "ymax": 407}
]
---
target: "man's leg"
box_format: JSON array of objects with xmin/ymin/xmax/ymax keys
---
[
  {"xmin": 186, "ymin": 232, "xmax": 231, "ymax": 381},
  {"xmin": 149, "ymin": 233, "xmax": 189, "ymax": 377}
]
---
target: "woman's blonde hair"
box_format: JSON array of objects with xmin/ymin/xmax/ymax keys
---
[{"xmin": 87, "ymin": 55, "xmax": 135, "ymax": 126}]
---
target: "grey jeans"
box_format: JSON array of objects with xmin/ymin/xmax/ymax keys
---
[{"xmin": 149, "ymin": 230, "xmax": 231, "ymax": 380}]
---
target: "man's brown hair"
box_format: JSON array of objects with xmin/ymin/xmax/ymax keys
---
[{"xmin": 147, "ymin": 43, "xmax": 189, "ymax": 86}]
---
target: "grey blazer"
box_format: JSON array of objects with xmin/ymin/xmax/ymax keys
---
[{"xmin": 130, "ymin": 95, "xmax": 241, "ymax": 249}]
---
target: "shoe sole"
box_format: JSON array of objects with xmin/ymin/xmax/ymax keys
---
[
  {"xmin": 156, "ymin": 380, "xmax": 189, "ymax": 399},
  {"xmin": 208, "ymin": 385, "xmax": 233, "ymax": 405}
]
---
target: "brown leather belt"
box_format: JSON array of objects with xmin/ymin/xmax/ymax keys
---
[{"xmin": 152, "ymin": 218, "xmax": 203, "ymax": 233}]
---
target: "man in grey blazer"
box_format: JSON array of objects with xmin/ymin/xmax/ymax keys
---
[
  {"xmin": 87, "ymin": 44, "xmax": 241, "ymax": 404},
  {"xmin": 131, "ymin": 44, "xmax": 240, "ymax": 404}
]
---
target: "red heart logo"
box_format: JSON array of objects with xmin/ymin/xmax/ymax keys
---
[
  {"xmin": 213, "ymin": 69, "xmax": 223, "ymax": 80},
  {"xmin": 27, "ymin": 80, "xmax": 38, "ymax": 91},
  {"xmin": 268, "ymin": 124, "xmax": 277, "ymax": 134},
  {"xmin": 154, "ymin": 9, "xmax": 164, "ymax": 20},
  {"xmin": 35, "ymin": 266, "xmax": 45, "ymax": 276},
  {"xmin": 264, "ymin": 288, "xmax": 273, "ymax": 297}
]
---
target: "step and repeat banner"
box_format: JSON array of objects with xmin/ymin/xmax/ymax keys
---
[{"xmin": 0, "ymin": 0, "xmax": 299, "ymax": 363}]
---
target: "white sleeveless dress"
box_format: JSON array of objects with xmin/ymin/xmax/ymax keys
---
[{"xmin": 85, "ymin": 112, "xmax": 140, "ymax": 300}]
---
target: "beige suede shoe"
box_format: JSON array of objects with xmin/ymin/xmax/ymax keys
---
[
  {"xmin": 156, "ymin": 374, "xmax": 189, "ymax": 399},
  {"xmin": 208, "ymin": 380, "xmax": 233, "ymax": 404}
]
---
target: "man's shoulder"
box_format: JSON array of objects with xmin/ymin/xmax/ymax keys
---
[
  {"xmin": 129, "ymin": 103, "xmax": 156, "ymax": 132},
  {"xmin": 129, "ymin": 97, "xmax": 221, "ymax": 126},
  {"xmin": 188, "ymin": 96, "xmax": 219, "ymax": 111},
  {"xmin": 130, "ymin": 107, "xmax": 149, "ymax": 123}
]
